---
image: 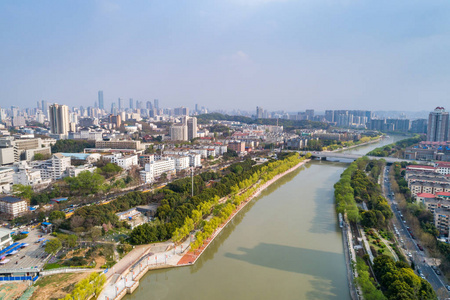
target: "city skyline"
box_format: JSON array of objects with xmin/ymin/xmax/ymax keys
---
[{"xmin": 1, "ymin": 1, "xmax": 450, "ymax": 111}]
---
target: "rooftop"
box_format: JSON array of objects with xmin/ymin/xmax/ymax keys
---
[
  {"xmin": 417, "ymin": 193, "xmax": 436, "ymax": 199},
  {"xmin": 0, "ymin": 196, "xmax": 25, "ymax": 203}
]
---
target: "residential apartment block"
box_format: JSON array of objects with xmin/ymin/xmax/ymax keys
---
[{"xmin": 0, "ymin": 196, "xmax": 27, "ymax": 220}]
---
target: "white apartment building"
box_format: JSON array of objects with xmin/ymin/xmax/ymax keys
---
[
  {"xmin": 144, "ymin": 158, "xmax": 175, "ymax": 178},
  {"xmin": 104, "ymin": 153, "xmax": 138, "ymax": 170},
  {"xmin": 139, "ymin": 170, "xmax": 154, "ymax": 184},
  {"xmin": 189, "ymin": 153, "xmax": 202, "ymax": 167},
  {"xmin": 0, "ymin": 167, "xmax": 14, "ymax": 193},
  {"xmin": 0, "ymin": 147, "xmax": 14, "ymax": 166},
  {"xmin": 31, "ymin": 153, "xmax": 72, "ymax": 181},
  {"xmin": 435, "ymin": 162, "xmax": 450, "ymax": 175},
  {"xmin": 68, "ymin": 165, "xmax": 97, "ymax": 177},
  {"xmin": 0, "ymin": 196, "xmax": 27, "ymax": 220},
  {"xmin": 12, "ymin": 161, "xmax": 44, "ymax": 187},
  {"xmin": 190, "ymin": 149, "xmax": 208, "ymax": 158},
  {"xmin": 0, "ymin": 227, "xmax": 13, "ymax": 250},
  {"xmin": 173, "ymin": 156, "xmax": 190, "ymax": 171}
]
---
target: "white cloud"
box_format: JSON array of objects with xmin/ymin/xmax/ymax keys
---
[
  {"xmin": 96, "ymin": 0, "xmax": 120, "ymax": 13},
  {"xmin": 231, "ymin": 50, "xmax": 251, "ymax": 62}
]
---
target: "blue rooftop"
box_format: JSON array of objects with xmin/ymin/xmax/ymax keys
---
[
  {"xmin": 51, "ymin": 197, "xmax": 68, "ymax": 202},
  {"xmin": 60, "ymin": 153, "xmax": 90, "ymax": 160}
]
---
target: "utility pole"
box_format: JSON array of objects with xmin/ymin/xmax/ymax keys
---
[{"xmin": 191, "ymin": 167, "xmax": 194, "ymax": 197}]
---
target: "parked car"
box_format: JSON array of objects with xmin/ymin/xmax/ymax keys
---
[{"xmin": 417, "ymin": 244, "xmax": 424, "ymax": 251}]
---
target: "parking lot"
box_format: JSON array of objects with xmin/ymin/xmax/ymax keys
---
[{"xmin": 0, "ymin": 228, "xmax": 51, "ymax": 271}]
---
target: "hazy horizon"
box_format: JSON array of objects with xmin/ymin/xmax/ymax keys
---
[{"xmin": 1, "ymin": 1, "xmax": 449, "ymax": 112}]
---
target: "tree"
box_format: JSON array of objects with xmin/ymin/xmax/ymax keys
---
[
  {"xmin": 12, "ymin": 184, "xmax": 33, "ymax": 200},
  {"xmin": 90, "ymin": 227, "xmax": 102, "ymax": 241},
  {"xmin": 67, "ymin": 234, "xmax": 78, "ymax": 248},
  {"xmin": 33, "ymin": 153, "xmax": 49, "ymax": 160},
  {"xmin": 45, "ymin": 239, "xmax": 62, "ymax": 254},
  {"xmin": 49, "ymin": 210, "xmax": 66, "ymax": 222}
]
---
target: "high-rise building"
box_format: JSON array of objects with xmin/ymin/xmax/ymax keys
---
[
  {"xmin": 170, "ymin": 124, "xmax": 188, "ymax": 141},
  {"xmin": 146, "ymin": 101, "xmax": 153, "ymax": 110},
  {"xmin": 174, "ymin": 107, "xmax": 189, "ymax": 116},
  {"xmin": 36, "ymin": 101, "xmax": 41, "ymax": 111},
  {"xmin": 325, "ymin": 110, "xmax": 334, "ymax": 123},
  {"xmin": 129, "ymin": 98, "xmax": 134, "ymax": 110},
  {"xmin": 110, "ymin": 115, "xmax": 122, "ymax": 128},
  {"xmin": 49, "ymin": 104, "xmax": 70, "ymax": 135},
  {"xmin": 98, "ymin": 91, "xmax": 104, "ymax": 110},
  {"xmin": 41, "ymin": 100, "xmax": 48, "ymax": 118},
  {"xmin": 411, "ymin": 119, "xmax": 427, "ymax": 134},
  {"xmin": 256, "ymin": 106, "xmax": 263, "ymax": 119},
  {"xmin": 111, "ymin": 103, "xmax": 117, "ymax": 115},
  {"xmin": 427, "ymin": 107, "xmax": 449, "ymax": 142},
  {"xmin": 154, "ymin": 99, "xmax": 159, "ymax": 110},
  {"xmin": 118, "ymin": 98, "xmax": 123, "ymax": 111},
  {"xmin": 305, "ymin": 109, "xmax": 314, "ymax": 120},
  {"xmin": 187, "ymin": 117, "xmax": 198, "ymax": 140}
]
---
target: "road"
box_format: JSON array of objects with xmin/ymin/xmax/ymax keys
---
[{"xmin": 382, "ymin": 166, "xmax": 449, "ymax": 299}]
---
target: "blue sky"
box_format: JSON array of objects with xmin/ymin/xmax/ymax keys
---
[{"xmin": 1, "ymin": 0, "xmax": 449, "ymax": 112}]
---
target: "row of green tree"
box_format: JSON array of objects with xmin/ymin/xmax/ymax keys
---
[
  {"xmin": 177, "ymin": 154, "xmax": 304, "ymax": 249},
  {"xmin": 51, "ymin": 139, "xmax": 95, "ymax": 153},
  {"xmin": 59, "ymin": 272, "xmax": 106, "ymax": 300},
  {"xmin": 367, "ymin": 135, "xmax": 426, "ymax": 157},
  {"xmin": 129, "ymin": 153, "xmax": 303, "ymax": 244},
  {"xmin": 373, "ymin": 255, "xmax": 435, "ymax": 299}
]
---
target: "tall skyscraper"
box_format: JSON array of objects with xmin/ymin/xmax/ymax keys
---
[
  {"xmin": 49, "ymin": 104, "xmax": 70, "ymax": 135},
  {"xmin": 37, "ymin": 101, "xmax": 41, "ymax": 110},
  {"xmin": 427, "ymin": 107, "xmax": 449, "ymax": 142},
  {"xmin": 98, "ymin": 91, "xmax": 104, "ymax": 110},
  {"xmin": 146, "ymin": 101, "xmax": 153, "ymax": 110},
  {"xmin": 154, "ymin": 99, "xmax": 159, "ymax": 110},
  {"xmin": 256, "ymin": 106, "xmax": 263, "ymax": 119},
  {"xmin": 129, "ymin": 98, "xmax": 134, "ymax": 109},
  {"xmin": 111, "ymin": 103, "xmax": 117, "ymax": 115},
  {"xmin": 187, "ymin": 117, "xmax": 198, "ymax": 140},
  {"xmin": 118, "ymin": 98, "xmax": 123, "ymax": 111},
  {"xmin": 41, "ymin": 100, "xmax": 48, "ymax": 118}
]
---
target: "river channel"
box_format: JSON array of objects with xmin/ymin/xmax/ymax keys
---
[{"xmin": 126, "ymin": 135, "xmax": 406, "ymax": 300}]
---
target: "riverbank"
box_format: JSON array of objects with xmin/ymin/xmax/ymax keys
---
[
  {"xmin": 331, "ymin": 136, "xmax": 383, "ymax": 153},
  {"xmin": 99, "ymin": 158, "xmax": 310, "ymax": 300}
]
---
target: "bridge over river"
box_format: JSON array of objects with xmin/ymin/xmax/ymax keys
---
[{"xmin": 299, "ymin": 151, "xmax": 417, "ymax": 164}]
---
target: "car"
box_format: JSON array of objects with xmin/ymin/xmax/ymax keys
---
[
  {"xmin": 446, "ymin": 285, "xmax": 450, "ymax": 291},
  {"xmin": 435, "ymin": 269, "xmax": 441, "ymax": 275},
  {"xmin": 417, "ymin": 244, "xmax": 424, "ymax": 251}
]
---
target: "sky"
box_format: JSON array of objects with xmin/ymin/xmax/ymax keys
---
[{"xmin": 1, "ymin": 0, "xmax": 450, "ymax": 113}]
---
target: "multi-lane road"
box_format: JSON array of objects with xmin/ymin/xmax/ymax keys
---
[{"xmin": 383, "ymin": 166, "xmax": 449, "ymax": 299}]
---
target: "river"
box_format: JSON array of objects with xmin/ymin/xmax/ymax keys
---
[{"xmin": 126, "ymin": 135, "xmax": 407, "ymax": 300}]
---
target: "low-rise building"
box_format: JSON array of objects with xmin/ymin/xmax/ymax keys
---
[
  {"xmin": 67, "ymin": 165, "xmax": 97, "ymax": 177},
  {"xmin": 31, "ymin": 153, "xmax": 72, "ymax": 181},
  {"xmin": 0, "ymin": 196, "xmax": 27, "ymax": 220},
  {"xmin": 104, "ymin": 153, "xmax": 138, "ymax": 170},
  {"xmin": 173, "ymin": 155, "xmax": 190, "ymax": 171},
  {"xmin": 0, "ymin": 227, "xmax": 13, "ymax": 250},
  {"xmin": 138, "ymin": 154, "xmax": 155, "ymax": 166},
  {"xmin": 12, "ymin": 161, "xmax": 45, "ymax": 187},
  {"xmin": 95, "ymin": 139, "xmax": 142, "ymax": 150},
  {"xmin": 0, "ymin": 167, "xmax": 14, "ymax": 193},
  {"xmin": 228, "ymin": 141, "xmax": 246, "ymax": 153}
]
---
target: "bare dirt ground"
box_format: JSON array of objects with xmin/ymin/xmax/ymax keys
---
[
  {"xmin": 30, "ymin": 272, "xmax": 91, "ymax": 300},
  {"xmin": 0, "ymin": 282, "xmax": 28, "ymax": 300}
]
